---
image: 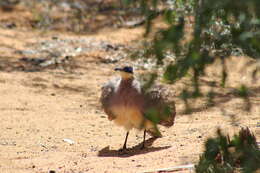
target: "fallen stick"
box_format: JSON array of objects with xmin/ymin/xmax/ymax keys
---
[{"xmin": 141, "ymin": 164, "xmax": 194, "ymax": 173}]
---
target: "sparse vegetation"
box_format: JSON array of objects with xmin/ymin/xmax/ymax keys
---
[
  {"xmin": 125, "ymin": 0, "xmax": 260, "ymax": 112},
  {"xmin": 196, "ymin": 128, "xmax": 260, "ymax": 173}
]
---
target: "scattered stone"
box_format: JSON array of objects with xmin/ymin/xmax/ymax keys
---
[
  {"xmin": 63, "ymin": 138, "xmax": 75, "ymax": 145},
  {"xmin": 20, "ymin": 57, "xmax": 46, "ymax": 65},
  {"xmin": 100, "ymin": 57, "xmax": 119, "ymax": 64},
  {"xmin": 122, "ymin": 18, "xmax": 146, "ymax": 28},
  {"xmin": 5, "ymin": 22, "xmax": 16, "ymax": 29}
]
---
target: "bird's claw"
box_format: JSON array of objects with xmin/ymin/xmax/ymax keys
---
[
  {"xmin": 118, "ymin": 148, "xmax": 128, "ymax": 155},
  {"xmin": 140, "ymin": 145, "xmax": 145, "ymax": 150}
]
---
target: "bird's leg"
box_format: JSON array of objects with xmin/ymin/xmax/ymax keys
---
[
  {"xmin": 141, "ymin": 129, "xmax": 146, "ymax": 150},
  {"xmin": 120, "ymin": 131, "xmax": 129, "ymax": 153},
  {"xmin": 123, "ymin": 131, "xmax": 129, "ymax": 150}
]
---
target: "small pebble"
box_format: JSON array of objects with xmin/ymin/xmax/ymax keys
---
[
  {"xmin": 52, "ymin": 36, "xmax": 58, "ymax": 40},
  {"xmin": 63, "ymin": 138, "xmax": 75, "ymax": 145}
]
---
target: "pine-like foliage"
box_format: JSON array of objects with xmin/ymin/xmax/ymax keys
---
[{"xmin": 195, "ymin": 128, "xmax": 260, "ymax": 173}]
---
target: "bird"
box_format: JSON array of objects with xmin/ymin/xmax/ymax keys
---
[{"xmin": 100, "ymin": 66, "xmax": 176, "ymax": 152}]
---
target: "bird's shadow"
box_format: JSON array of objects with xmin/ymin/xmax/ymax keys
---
[{"xmin": 98, "ymin": 137, "xmax": 171, "ymax": 157}]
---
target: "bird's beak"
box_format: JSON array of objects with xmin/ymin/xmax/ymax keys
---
[
  {"xmin": 114, "ymin": 67, "xmax": 133, "ymax": 79},
  {"xmin": 114, "ymin": 68, "xmax": 123, "ymax": 71}
]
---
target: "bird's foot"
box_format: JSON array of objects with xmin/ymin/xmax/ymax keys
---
[
  {"xmin": 118, "ymin": 147, "xmax": 128, "ymax": 155},
  {"xmin": 140, "ymin": 144, "xmax": 145, "ymax": 150}
]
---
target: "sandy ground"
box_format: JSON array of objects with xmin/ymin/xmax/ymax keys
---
[{"xmin": 0, "ymin": 7, "xmax": 260, "ymax": 173}]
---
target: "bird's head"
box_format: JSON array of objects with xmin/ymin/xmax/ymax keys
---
[{"xmin": 114, "ymin": 66, "xmax": 134, "ymax": 80}]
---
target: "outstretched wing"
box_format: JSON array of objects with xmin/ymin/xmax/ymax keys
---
[
  {"xmin": 100, "ymin": 77, "xmax": 120, "ymax": 121},
  {"xmin": 143, "ymin": 85, "xmax": 176, "ymax": 127}
]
